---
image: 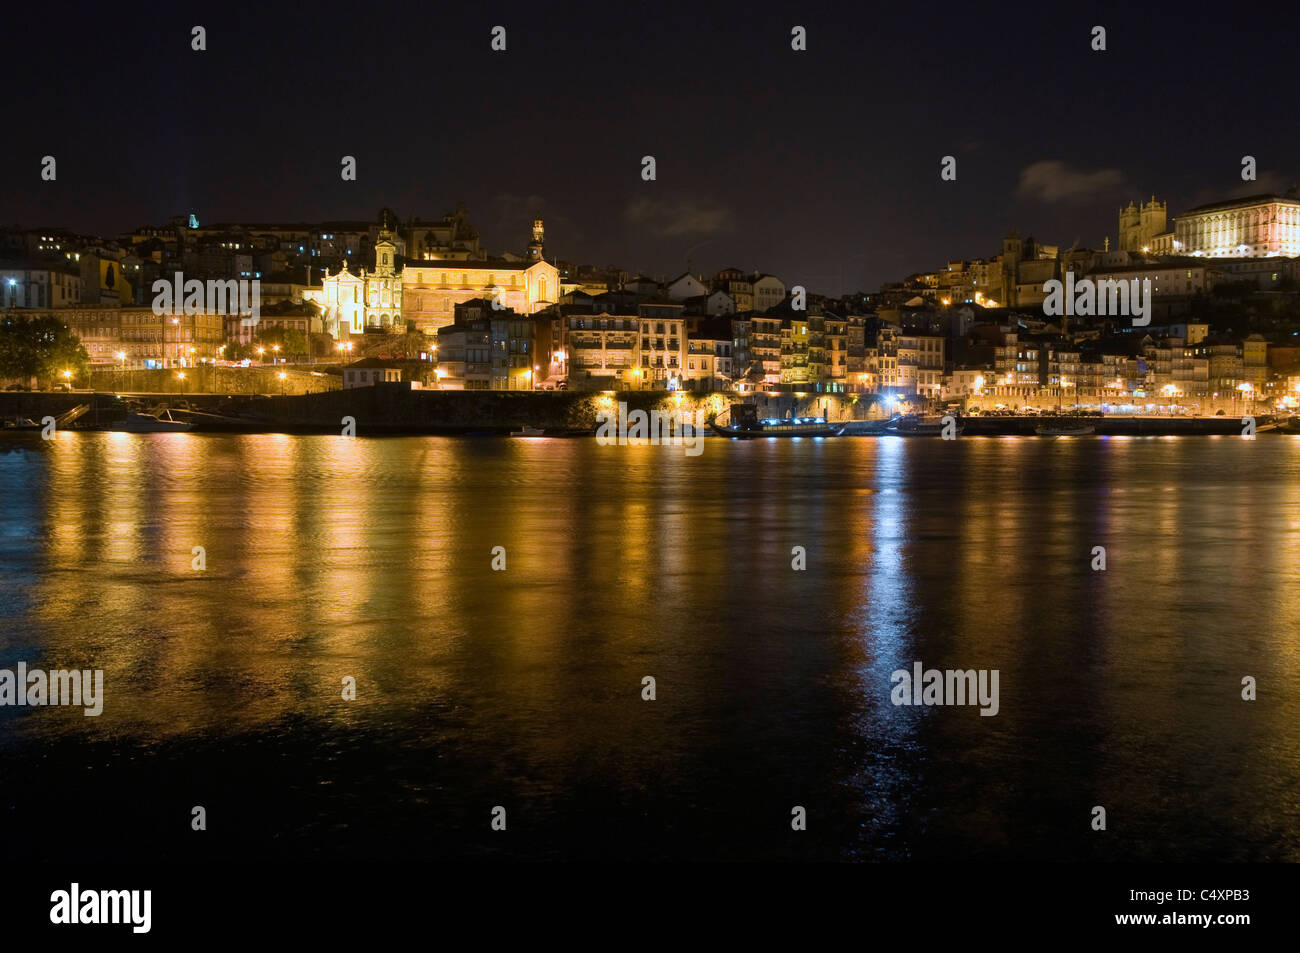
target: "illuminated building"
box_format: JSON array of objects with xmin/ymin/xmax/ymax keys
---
[
  {"xmin": 433, "ymin": 299, "xmax": 550, "ymax": 391},
  {"xmin": 401, "ymin": 220, "xmax": 557, "ymax": 335},
  {"xmin": 1174, "ymin": 191, "xmax": 1300, "ymax": 258},
  {"xmin": 684, "ymin": 318, "xmax": 734, "ymax": 391},
  {"xmin": 1118, "ymin": 197, "xmax": 1168, "ymax": 252},
  {"xmin": 304, "ymin": 228, "xmax": 403, "ymax": 336},
  {"xmin": 0, "ymin": 262, "xmax": 82, "ymax": 308}
]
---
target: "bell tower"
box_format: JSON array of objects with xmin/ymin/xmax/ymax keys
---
[{"xmin": 528, "ymin": 219, "xmax": 545, "ymax": 260}]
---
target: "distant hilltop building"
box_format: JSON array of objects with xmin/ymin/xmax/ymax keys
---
[
  {"xmin": 1118, "ymin": 197, "xmax": 1168, "ymax": 253},
  {"xmin": 405, "ymin": 203, "xmax": 484, "ymax": 262},
  {"xmin": 1174, "ymin": 190, "xmax": 1300, "ymax": 258},
  {"xmin": 1117, "ymin": 188, "xmax": 1300, "ymax": 258}
]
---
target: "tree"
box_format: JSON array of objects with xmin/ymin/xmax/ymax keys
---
[
  {"xmin": 224, "ymin": 340, "xmax": 253, "ymax": 362},
  {"xmin": 0, "ymin": 315, "xmax": 88, "ymax": 384},
  {"xmin": 33, "ymin": 317, "xmax": 90, "ymax": 383},
  {"xmin": 282, "ymin": 329, "xmax": 308, "ymax": 359}
]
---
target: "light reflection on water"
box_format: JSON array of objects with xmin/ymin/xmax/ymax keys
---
[{"xmin": 0, "ymin": 432, "xmax": 1298, "ymax": 860}]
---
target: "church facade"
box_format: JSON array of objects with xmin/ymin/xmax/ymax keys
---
[{"xmin": 304, "ymin": 229, "xmax": 403, "ymax": 336}]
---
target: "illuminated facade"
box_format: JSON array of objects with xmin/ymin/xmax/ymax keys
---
[
  {"xmin": 0, "ymin": 263, "xmax": 83, "ymax": 308},
  {"xmin": 118, "ymin": 308, "xmax": 225, "ymax": 367},
  {"xmin": 564, "ymin": 305, "xmax": 687, "ymax": 390},
  {"xmin": 402, "ymin": 257, "xmax": 558, "ymax": 335},
  {"xmin": 305, "ymin": 231, "xmax": 403, "ymax": 336},
  {"xmin": 1118, "ymin": 197, "xmax": 1168, "ymax": 252},
  {"xmin": 1173, "ymin": 193, "xmax": 1300, "ymax": 258}
]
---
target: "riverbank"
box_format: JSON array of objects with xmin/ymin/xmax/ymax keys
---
[{"xmin": 1, "ymin": 388, "xmax": 1288, "ymax": 436}]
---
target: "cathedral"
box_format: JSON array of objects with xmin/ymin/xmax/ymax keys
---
[{"xmin": 1117, "ymin": 190, "xmax": 1300, "ymax": 258}]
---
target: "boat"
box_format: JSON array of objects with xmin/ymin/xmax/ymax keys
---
[
  {"xmin": 838, "ymin": 419, "xmax": 893, "ymax": 436},
  {"xmin": 115, "ymin": 409, "xmax": 193, "ymax": 433},
  {"xmin": 710, "ymin": 403, "xmax": 842, "ymax": 438},
  {"xmin": 509, "ymin": 426, "xmax": 546, "ymax": 437},
  {"xmin": 1, "ymin": 417, "xmax": 42, "ymax": 431},
  {"xmin": 1035, "ymin": 421, "xmax": 1095, "ymax": 436},
  {"xmin": 886, "ymin": 414, "xmax": 964, "ymax": 436}
]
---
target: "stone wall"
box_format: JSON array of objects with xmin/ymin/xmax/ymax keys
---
[{"xmin": 88, "ymin": 366, "xmax": 342, "ymax": 396}]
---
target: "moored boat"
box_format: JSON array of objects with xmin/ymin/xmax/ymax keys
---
[
  {"xmin": 838, "ymin": 419, "xmax": 893, "ymax": 436},
  {"xmin": 1035, "ymin": 421, "xmax": 1095, "ymax": 436},
  {"xmin": 2, "ymin": 416, "xmax": 42, "ymax": 431},
  {"xmin": 115, "ymin": 409, "xmax": 193, "ymax": 433},
  {"xmin": 509, "ymin": 426, "xmax": 546, "ymax": 437},
  {"xmin": 886, "ymin": 414, "xmax": 964, "ymax": 436},
  {"xmin": 710, "ymin": 403, "xmax": 842, "ymax": 438}
]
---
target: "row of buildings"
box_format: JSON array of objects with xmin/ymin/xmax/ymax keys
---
[
  {"xmin": 897, "ymin": 190, "xmax": 1300, "ymax": 316},
  {"xmin": 420, "ymin": 290, "xmax": 1287, "ymax": 416},
  {"xmin": 5, "ymin": 189, "xmax": 1300, "ymax": 410}
]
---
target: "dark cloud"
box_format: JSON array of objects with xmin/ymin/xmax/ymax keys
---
[
  {"xmin": 1016, "ymin": 160, "xmax": 1131, "ymax": 204},
  {"xmin": 624, "ymin": 196, "xmax": 732, "ymax": 238}
]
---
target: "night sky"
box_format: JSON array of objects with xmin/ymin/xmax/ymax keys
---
[{"xmin": 4, "ymin": 1, "xmax": 1297, "ymax": 293}]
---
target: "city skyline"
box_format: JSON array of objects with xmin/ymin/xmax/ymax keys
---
[
  {"xmin": 4, "ymin": 4, "xmax": 1299, "ymax": 293},
  {"xmin": 7, "ymin": 177, "xmax": 1300, "ymax": 301}
]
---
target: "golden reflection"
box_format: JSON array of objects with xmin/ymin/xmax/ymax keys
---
[{"xmin": 1, "ymin": 428, "xmax": 1297, "ymax": 815}]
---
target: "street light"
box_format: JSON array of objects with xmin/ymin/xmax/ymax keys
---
[
  {"xmin": 1237, "ymin": 381, "xmax": 1254, "ymax": 416},
  {"xmin": 278, "ymin": 371, "xmax": 287, "ymax": 395},
  {"xmin": 177, "ymin": 371, "xmax": 186, "ymax": 396}
]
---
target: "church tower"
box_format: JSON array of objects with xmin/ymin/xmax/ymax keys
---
[
  {"xmin": 1001, "ymin": 231, "xmax": 1021, "ymax": 306},
  {"xmin": 373, "ymin": 232, "xmax": 396, "ymax": 277},
  {"xmin": 528, "ymin": 219, "xmax": 545, "ymax": 260}
]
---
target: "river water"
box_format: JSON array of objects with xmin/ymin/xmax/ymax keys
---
[{"xmin": 1, "ymin": 432, "xmax": 1297, "ymax": 861}]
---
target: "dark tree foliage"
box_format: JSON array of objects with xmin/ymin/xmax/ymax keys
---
[{"xmin": 0, "ymin": 315, "xmax": 89, "ymax": 383}]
